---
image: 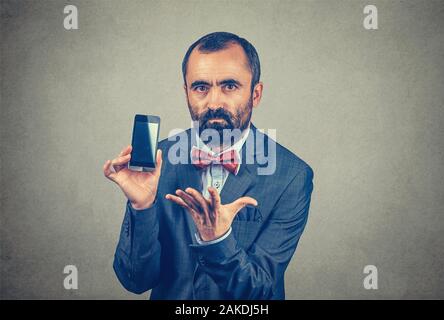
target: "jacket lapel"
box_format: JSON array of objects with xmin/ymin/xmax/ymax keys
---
[
  {"xmin": 220, "ymin": 123, "xmax": 262, "ymax": 205},
  {"xmin": 219, "ymin": 161, "xmax": 254, "ymax": 205},
  {"xmin": 179, "ymin": 163, "xmax": 202, "ymax": 193},
  {"xmin": 177, "ymin": 127, "xmax": 203, "ymax": 193}
]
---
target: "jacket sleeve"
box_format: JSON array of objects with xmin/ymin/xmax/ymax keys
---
[
  {"xmin": 113, "ymin": 198, "xmax": 161, "ymax": 294},
  {"xmin": 190, "ymin": 165, "xmax": 314, "ymax": 299}
]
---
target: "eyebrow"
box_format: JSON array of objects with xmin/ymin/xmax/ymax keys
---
[{"xmin": 190, "ymin": 78, "xmax": 242, "ymax": 89}]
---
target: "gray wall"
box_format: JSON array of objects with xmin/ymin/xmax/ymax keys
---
[{"xmin": 1, "ymin": 0, "xmax": 443, "ymax": 299}]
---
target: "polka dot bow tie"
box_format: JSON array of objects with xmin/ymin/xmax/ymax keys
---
[{"xmin": 191, "ymin": 147, "xmax": 240, "ymax": 175}]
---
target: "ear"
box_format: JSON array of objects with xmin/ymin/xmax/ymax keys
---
[{"xmin": 252, "ymin": 82, "xmax": 263, "ymax": 109}]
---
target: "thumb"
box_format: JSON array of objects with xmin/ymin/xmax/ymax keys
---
[
  {"xmin": 154, "ymin": 149, "xmax": 163, "ymax": 176},
  {"xmin": 227, "ymin": 196, "xmax": 258, "ymax": 216}
]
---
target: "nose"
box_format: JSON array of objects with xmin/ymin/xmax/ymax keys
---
[{"xmin": 207, "ymin": 86, "xmax": 224, "ymax": 110}]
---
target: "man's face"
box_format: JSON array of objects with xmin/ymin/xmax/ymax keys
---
[{"xmin": 184, "ymin": 43, "xmax": 260, "ymax": 137}]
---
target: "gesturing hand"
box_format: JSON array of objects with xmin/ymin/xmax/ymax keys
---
[{"xmin": 165, "ymin": 187, "xmax": 258, "ymax": 241}]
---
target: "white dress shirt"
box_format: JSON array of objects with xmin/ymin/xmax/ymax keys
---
[{"xmin": 191, "ymin": 124, "xmax": 251, "ymax": 245}]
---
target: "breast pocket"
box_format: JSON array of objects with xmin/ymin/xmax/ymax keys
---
[
  {"xmin": 232, "ymin": 206, "xmax": 263, "ymax": 249},
  {"xmin": 234, "ymin": 205, "xmax": 263, "ymax": 222}
]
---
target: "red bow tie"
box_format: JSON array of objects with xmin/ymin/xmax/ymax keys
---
[{"xmin": 191, "ymin": 147, "xmax": 240, "ymax": 174}]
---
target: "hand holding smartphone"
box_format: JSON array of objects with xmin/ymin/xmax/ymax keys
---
[
  {"xmin": 103, "ymin": 114, "xmax": 162, "ymax": 210},
  {"xmin": 128, "ymin": 114, "xmax": 161, "ymax": 172}
]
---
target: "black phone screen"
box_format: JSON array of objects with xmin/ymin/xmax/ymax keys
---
[{"xmin": 129, "ymin": 116, "xmax": 159, "ymax": 168}]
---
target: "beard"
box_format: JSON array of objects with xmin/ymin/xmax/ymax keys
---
[{"xmin": 187, "ymin": 96, "xmax": 253, "ymax": 138}]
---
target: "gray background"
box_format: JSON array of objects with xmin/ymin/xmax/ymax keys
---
[{"xmin": 1, "ymin": 0, "xmax": 443, "ymax": 299}]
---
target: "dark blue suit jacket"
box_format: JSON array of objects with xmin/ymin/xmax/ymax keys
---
[{"xmin": 113, "ymin": 123, "xmax": 314, "ymax": 299}]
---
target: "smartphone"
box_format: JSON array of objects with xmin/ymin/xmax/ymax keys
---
[{"xmin": 128, "ymin": 114, "xmax": 160, "ymax": 172}]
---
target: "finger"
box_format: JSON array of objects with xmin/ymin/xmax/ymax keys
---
[
  {"xmin": 185, "ymin": 187, "xmax": 211, "ymax": 223},
  {"xmin": 208, "ymin": 187, "xmax": 221, "ymax": 211},
  {"xmin": 103, "ymin": 160, "xmax": 116, "ymax": 181},
  {"xmin": 154, "ymin": 149, "xmax": 163, "ymax": 176},
  {"xmin": 227, "ymin": 196, "xmax": 258, "ymax": 217},
  {"xmin": 165, "ymin": 193, "xmax": 189, "ymax": 209},
  {"xmin": 176, "ymin": 189, "xmax": 201, "ymax": 213},
  {"xmin": 118, "ymin": 145, "xmax": 132, "ymax": 157},
  {"xmin": 111, "ymin": 154, "xmax": 131, "ymax": 169},
  {"xmin": 165, "ymin": 194, "xmax": 201, "ymax": 223},
  {"xmin": 208, "ymin": 187, "xmax": 221, "ymax": 224},
  {"xmin": 185, "ymin": 188, "xmax": 210, "ymax": 212}
]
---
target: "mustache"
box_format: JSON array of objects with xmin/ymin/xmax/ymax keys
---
[{"xmin": 201, "ymin": 108, "xmax": 234, "ymax": 126}]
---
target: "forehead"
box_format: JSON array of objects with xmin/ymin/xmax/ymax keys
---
[{"xmin": 186, "ymin": 43, "xmax": 251, "ymax": 81}]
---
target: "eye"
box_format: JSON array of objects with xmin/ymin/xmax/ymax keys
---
[
  {"xmin": 194, "ymin": 86, "xmax": 208, "ymax": 93},
  {"xmin": 224, "ymin": 84, "xmax": 237, "ymax": 91}
]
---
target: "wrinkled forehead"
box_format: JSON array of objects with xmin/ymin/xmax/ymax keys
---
[{"xmin": 186, "ymin": 43, "xmax": 252, "ymax": 83}]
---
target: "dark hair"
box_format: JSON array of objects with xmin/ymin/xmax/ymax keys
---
[{"xmin": 182, "ymin": 32, "xmax": 261, "ymax": 92}]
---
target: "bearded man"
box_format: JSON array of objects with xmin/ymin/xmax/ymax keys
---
[{"xmin": 103, "ymin": 31, "xmax": 314, "ymax": 300}]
